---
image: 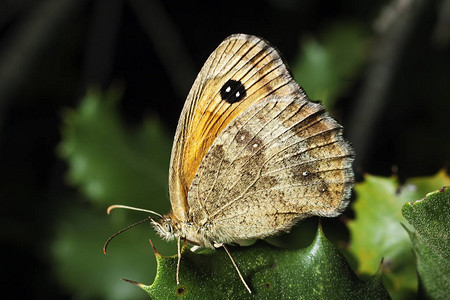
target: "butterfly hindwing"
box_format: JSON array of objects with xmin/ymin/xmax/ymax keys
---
[{"xmin": 187, "ymin": 95, "xmax": 354, "ymax": 242}]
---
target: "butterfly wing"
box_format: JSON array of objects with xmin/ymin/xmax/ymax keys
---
[
  {"xmin": 187, "ymin": 94, "xmax": 354, "ymax": 242},
  {"xmin": 169, "ymin": 34, "xmax": 300, "ymax": 221},
  {"xmin": 180, "ymin": 35, "xmax": 355, "ymax": 242}
]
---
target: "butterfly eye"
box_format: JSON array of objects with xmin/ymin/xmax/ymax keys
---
[
  {"xmin": 220, "ymin": 79, "xmax": 246, "ymax": 103},
  {"xmin": 164, "ymin": 222, "xmax": 172, "ymax": 233}
]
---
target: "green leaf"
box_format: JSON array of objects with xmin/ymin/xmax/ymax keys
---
[
  {"xmin": 140, "ymin": 226, "xmax": 388, "ymax": 299},
  {"xmin": 54, "ymin": 89, "xmax": 177, "ymax": 299},
  {"xmin": 292, "ymin": 22, "xmax": 368, "ymax": 110},
  {"xmin": 51, "ymin": 204, "xmax": 155, "ymax": 300},
  {"xmin": 58, "ymin": 88, "xmax": 172, "ymax": 208},
  {"xmin": 348, "ymin": 171, "xmax": 450, "ymax": 299},
  {"xmin": 402, "ymin": 187, "xmax": 450, "ymax": 300}
]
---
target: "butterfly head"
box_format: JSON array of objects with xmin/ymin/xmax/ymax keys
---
[
  {"xmin": 152, "ymin": 214, "xmax": 216, "ymax": 248},
  {"xmin": 103, "ymin": 205, "xmax": 179, "ymax": 254},
  {"xmin": 152, "ymin": 215, "xmax": 178, "ymax": 241}
]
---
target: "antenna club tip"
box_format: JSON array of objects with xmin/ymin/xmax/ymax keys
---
[{"xmin": 106, "ymin": 205, "xmax": 117, "ymax": 215}]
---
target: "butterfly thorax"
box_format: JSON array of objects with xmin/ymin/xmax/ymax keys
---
[{"xmin": 153, "ymin": 214, "xmax": 219, "ymax": 249}]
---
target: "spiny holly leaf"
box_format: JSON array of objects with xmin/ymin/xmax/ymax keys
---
[
  {"xmin": 402, "ymin": 187, "xmax": 450, "ymax": 299},
  {"xmin": 135, "ymin": 226, "xmax": 388, "ymax": 299},
  {"xmin": 55, "ymin": 89, "xmax": 177, "ymax": 299},
  {"xmin": 348, "ymin": 171, "xmax": 450, "ymax": 299}
]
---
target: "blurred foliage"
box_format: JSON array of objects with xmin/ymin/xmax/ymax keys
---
[
  {"xmin": 292, "ymin": 21, "xmax": 368, "ymax": 110},
  {"xmin": 52, "ymin": 205, "xmax": 153, "ymax": 300},
  {"xmin": 348, "ymin": 171, "xmax": 450, "ymax": 299},
  {"xmin": 145, "ymin": 226, "xmax": 389, "ymax": 299},
  {"xmin": 402, "ymin": 187, "xmax": 450, "ymax": 300},
  {"xmin": 58, "ymin": 88, "xmax": 171, "ymax": 206},
  {"xmin": 56, "ymin": 90, "xmax": 177, "ymax": 299}
]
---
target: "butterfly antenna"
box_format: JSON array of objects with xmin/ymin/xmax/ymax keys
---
[
  {"xmin": 107, "ymin": 204, "xmax": 163, "ymax": 218},
  {"xmin": 103, "ymin": 216, "xmax": 152, "ymax": 254}
]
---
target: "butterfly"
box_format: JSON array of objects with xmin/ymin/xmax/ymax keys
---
[{"xmin": 104, "ymin": 34, "xmax": 354, "ymax": 294}]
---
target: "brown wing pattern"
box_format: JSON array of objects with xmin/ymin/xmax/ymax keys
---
[
  {"xmin": 169, "ymin": 34, "xmax": 300, "ymax": 221},
  {"xmin": 187, "ymin": 95, "xmax": 354, "ymax": 243}
]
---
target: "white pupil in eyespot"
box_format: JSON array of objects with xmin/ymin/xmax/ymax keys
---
[{"xmin": 220, "ymin": 79, "xmax": 246, "ymax": 104}]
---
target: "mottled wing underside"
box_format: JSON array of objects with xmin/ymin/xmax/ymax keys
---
[
  {"xmin": 187, "ymin": 94, "xmax": 354, "ymax": 243},
  {"xmin": 169, "ymin": 34, "xmax": 300, "ymax": 221}
]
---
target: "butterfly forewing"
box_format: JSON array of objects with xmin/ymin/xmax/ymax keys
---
[{"xmin": 169, "ymin": 34, "xmax": 300, "ymax": 222}]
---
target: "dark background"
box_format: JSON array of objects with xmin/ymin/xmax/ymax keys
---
[{"xmin": 1, "ymin": 0, "xmax": 449, "ymax": 298}]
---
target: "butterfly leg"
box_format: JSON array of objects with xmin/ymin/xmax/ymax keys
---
[
  {"xmin": 176, "ymin": 235, "xmax": 181, "ymax": 285},
  {"xmin": 214, "ymin": 242, "xmax": 252, "ymax": 294}
]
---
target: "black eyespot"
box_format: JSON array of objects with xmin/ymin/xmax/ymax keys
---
[{"xmin": 220, "ymin": 79, "xmax": 246, "ymax": 103}]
